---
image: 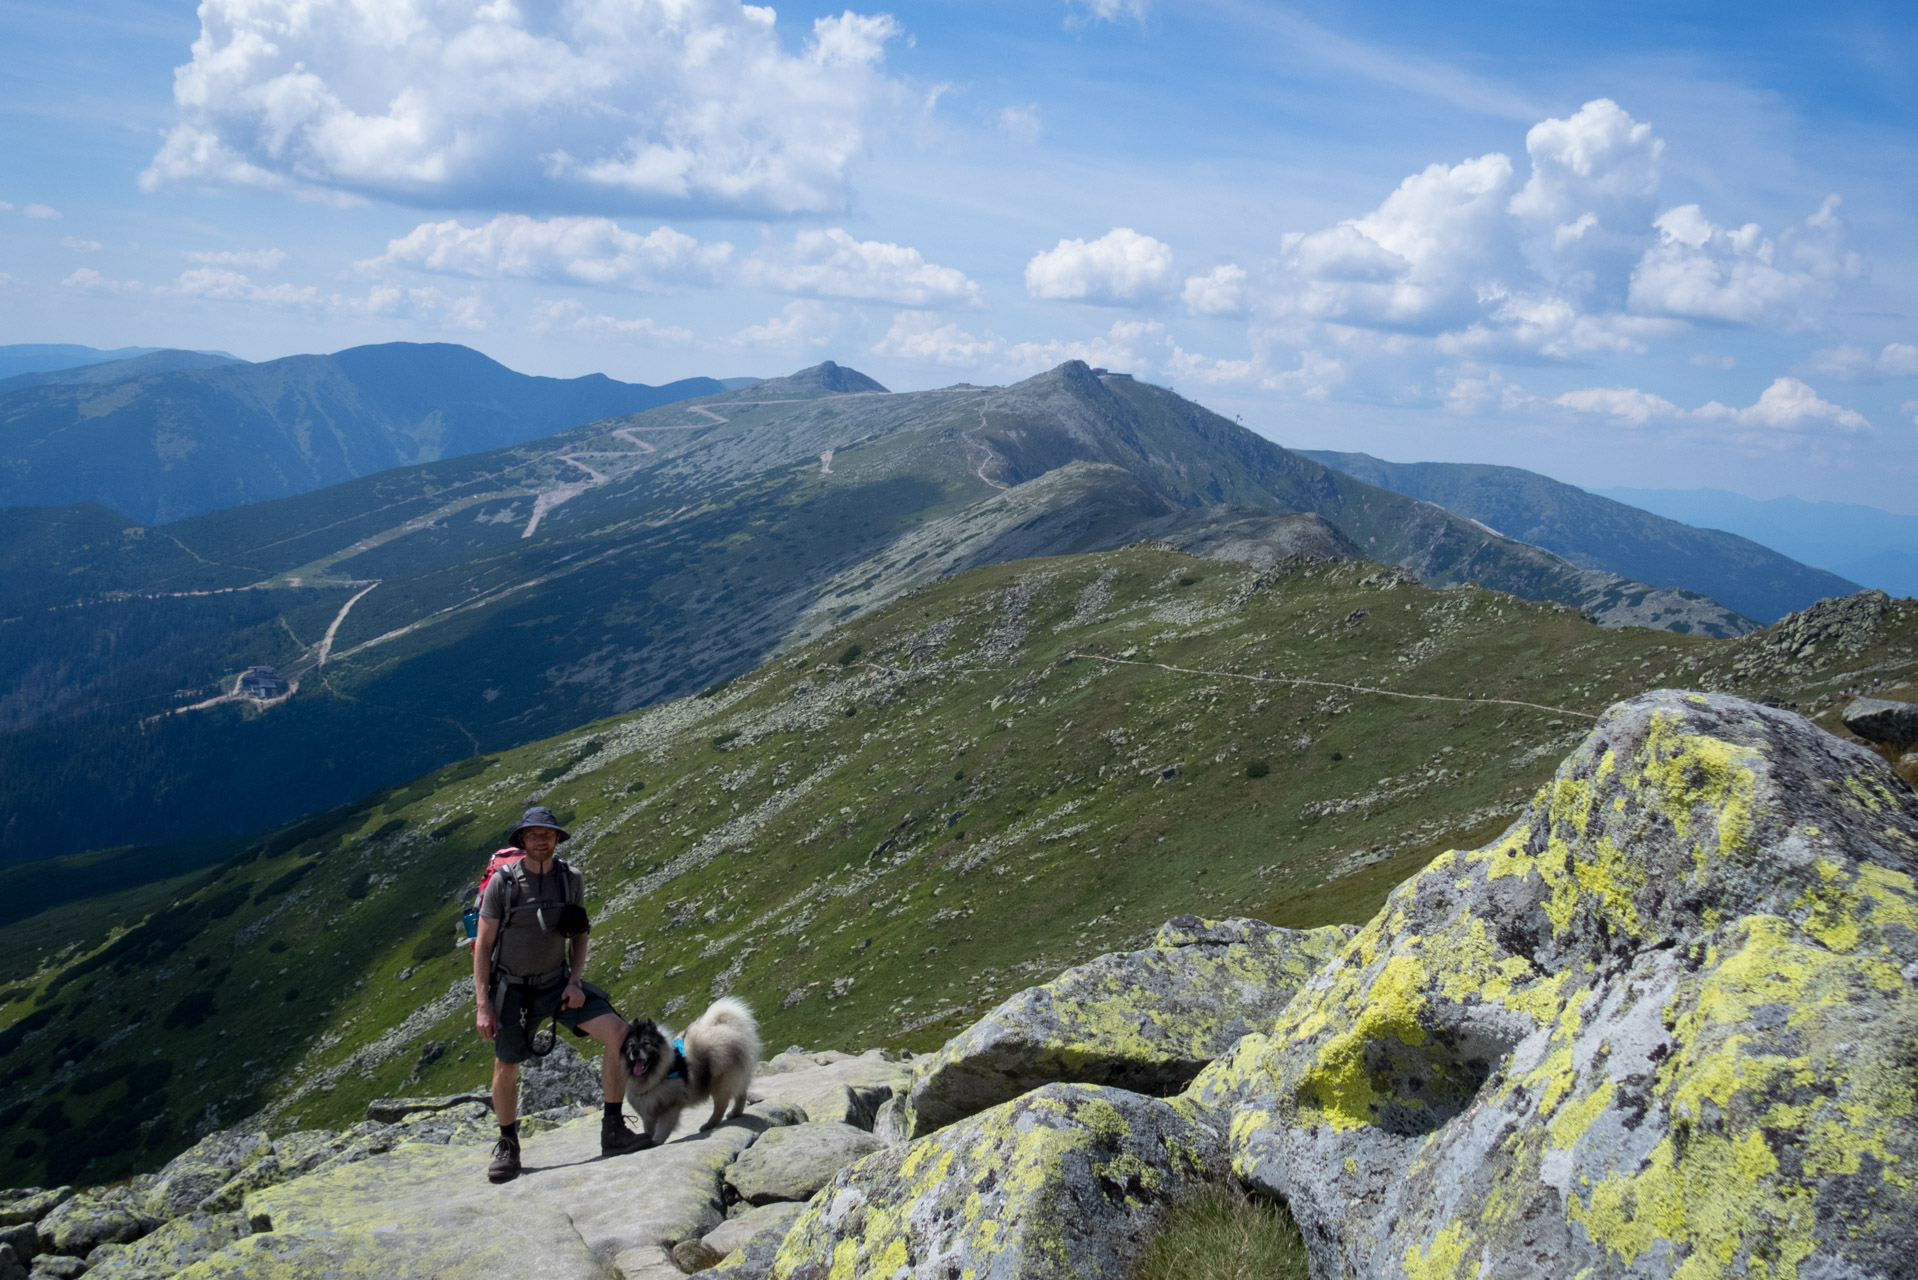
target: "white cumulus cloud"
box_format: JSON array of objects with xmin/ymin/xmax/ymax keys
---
[
  {"xmin": 142, "ymin": 0, "xmax": 903, "ymax": 216},
  {"xmin": 1183, "ymin": 265, "xmax": 1252, "ymax": 318},
  {"xmin": 1629, "ymin": 196, "xmax": 1858, "ymax": 328},
  {"xmin": 24, "ymin": 204, "xmax": 59, "ymax": 220},
  {"xmin": 872, "ymin": 311, "xmax": 1001, "ymax": 367},
  {"xmin": 1026, "ymin": 228, "xmax": 1176, "ymax": 305},
  {"xmin": 60, "ymin": 237, "xmax": 103, "ymax": 252},
  {"xmin": 742, "ymin": 230, "xmax": 982, "ymax": 307},
  {"xmin": 374, "ymin": 216, "xmax": 730, "ymax": 291},
  {"xmin": 1555, "ymin": 375, "xmax": 1870, "ymax": 445}
]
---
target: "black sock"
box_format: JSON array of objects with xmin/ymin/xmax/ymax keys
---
[
  {"xmin": 500, "ymin": 1120, "xmax": 520, "ymax": 1143},
  {"xmin": 603, "ymin": 1102, "xmax": 622, "ymax": 1122}
]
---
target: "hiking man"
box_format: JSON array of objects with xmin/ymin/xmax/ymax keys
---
[{"xmin": 473, "ymin": 806, "xmax": 650, "ymax": 1182}]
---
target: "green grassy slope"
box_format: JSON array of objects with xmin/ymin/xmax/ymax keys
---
[{"xmin": 4, "ymin": 548, "xmax": 1909, "ymax": 1190}]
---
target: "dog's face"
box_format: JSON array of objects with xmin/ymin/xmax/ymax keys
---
[{"xmin": 620, "ymin": 1018, "xmax": 668, "ymax": 1080}]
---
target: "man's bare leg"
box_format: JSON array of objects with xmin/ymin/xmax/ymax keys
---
[{"xmin": 493, "ymin": 1059, "xmax": 519, "ymax": 1126}]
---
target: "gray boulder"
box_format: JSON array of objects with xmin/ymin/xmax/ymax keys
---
[
  {"xmin": 905, "ymin": 915, "xmax": 1352, "ymax": 1137},
  {"xmin": 0, "ymin": 1190, "xmax": 69, "ymax": 1228},
  {"xmin": 705, "ymin": 1202, "xmax": 806, "ymax": 1260},
  {"xmin": 0, "ymin": 1225, "xmax": 33, "ymax": 1266},
  {"xmin": 724, "ymin": 1123, "xmax": 884, "ymax": 1206},
  {"xmin": 748, "ymin": 1050, "xmax": 910, "ymax": 1130},
  {"xmin": 26, "ymin": 1258, "xmax": 86, "ymax": 1280},
  {"xmin": 81, "ymin": 1212, "xmax": 251, "ymax": 1280},
  {"xmin": 34, "ymin": 1188, "xmax": 161, "ymax": 1259},
  {"xmin": 1844, "ymin": 695, "xmax": 1918, "ymax": 747},
  {"xmin": 513, "ymin": 1038, "xmax": 603, "ymax": 1114},
  {"xmin": 1189, "ymin": 690, "xmax": 1918, "ymax": 1280},
  {"xmin": 766, "ymin": 1083, "xmax": 1227, "ymax": 1280},
  {"xmin": 143, "ymin": 1131, "xmax": 273, "ymax": 1220},
  {"xmin": 363, "ymin": 1092, "xmax": 491, "ymax": 1124},
  {"xmin": 0, "ymin": 1242, "xmax": 22, "ymax": 1280}
]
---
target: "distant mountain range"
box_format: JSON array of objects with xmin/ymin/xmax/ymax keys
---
[
  {"xmin": 0, "ymin": 359, "xmax": 1757, "ymax": 861},
  {"xmin": 0, "ymin": 342, "xmax": 740, "ymax": 523},
  {"xmin": 1596, "ymin": 487, "xmax": 1918, "ymax": 600},
  {"xmin": 0, "ymin": 343, "xmax": 193, "ymax": 380},
  {"xmin": 1299, "ymin": 452, "xmax": 1859, "ymax": 623}
]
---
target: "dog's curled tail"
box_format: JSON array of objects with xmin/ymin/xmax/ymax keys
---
[{"xmin": 686, "ymin": 996, "xmax": 760, "ymax": 1097}]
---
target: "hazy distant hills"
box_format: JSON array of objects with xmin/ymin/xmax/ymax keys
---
[
  {"xmin": 0, "ymin": 343, "xmax": 181, "ymax": 379},
  {"xmin": 1597, "ymin": 486, "xmax": 1918, "ymax": 600},
  {"xmin": 0, "ymin": 342, "xmax": 737, "ymax": 523},
  {"xmin": 0, "ymin": 360, "xmax": 1754, "ymax": 859},
  {"xmin": 1300, "ymin": 451, "xmax": 1857, "ymax": 623}
]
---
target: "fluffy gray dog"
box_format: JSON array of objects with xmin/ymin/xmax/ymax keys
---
[{"xmin": 619, "ymin": 996, "xmax": 760, "ymax": 1144}]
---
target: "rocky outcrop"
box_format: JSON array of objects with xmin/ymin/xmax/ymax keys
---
[
  {"xmin": 1190, "ymin": 689, "xmax": 1918, "ymax": 1279},
  {"xmin": 1844, "ymin": 695, "xmax": 1918, "ymax": 748},
  {"xmin": 764, "ymin": 1084, "xmax": 1228, "ymax": 1280},
  {"xmin": 17, "ymin": 690, "xmax": 1911, "ymax": 1280},
  {"xmin": 724, "ymin": 1123, "xmax": 884, "ymax": 1206},
  {"xmin": 904, "ymin": 916, "xmax": 1352, "ymax": 1138}
]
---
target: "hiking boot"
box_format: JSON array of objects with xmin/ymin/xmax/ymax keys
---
[
  {"xmin": 488, "ymin": 1135, "xmax": 522, "ymax": 1183},
  {"xmin": 601, "ymin": 1109, "xmax": 654, "ymax": 1157}
]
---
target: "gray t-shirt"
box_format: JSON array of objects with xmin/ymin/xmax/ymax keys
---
[{"xmin": 479, "ymin": 859, "xmax": 583, "ymax": 981}]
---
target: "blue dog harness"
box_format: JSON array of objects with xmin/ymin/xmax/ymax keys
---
[{"xmin": 667, "ymin": 1037, "xmax": 686, "ymax": 1080}]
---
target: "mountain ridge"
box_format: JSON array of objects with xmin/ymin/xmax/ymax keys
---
[
  {"xmin": 0, "ymin": 360, "xmax": 1754, "ymax": 862},
  {"xmin": 0, "ymin": 342, "xmax": 736, "ymax": 523},
  {"xmin": 1299, "ymin": 449, "xmax": 1858, "ymax": 623}
]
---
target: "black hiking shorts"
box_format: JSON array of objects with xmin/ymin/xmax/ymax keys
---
[{"xmin": 492, "ymin": 978, "xmax": 616, "ymax": 1064}]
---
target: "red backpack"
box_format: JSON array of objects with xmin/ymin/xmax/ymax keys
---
[{"xmin": 457, "ymin": 849, "xmax": 524, "ymax": 945}]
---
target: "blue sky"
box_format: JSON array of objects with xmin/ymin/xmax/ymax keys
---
[{"xmin": 4, "ymin": 0, "xmax": 1917, "ymax": 510}]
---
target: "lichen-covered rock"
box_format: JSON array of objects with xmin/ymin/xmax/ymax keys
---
[
  {"xmin": 906, "ymin": 915, "xmax": 1352, "ymax": 1138},
  {"xmin": 1190, "ymin": 690, "xmax": 1918, "ymax": 1280},
  {"xmin": 748, "ymin": 1049, "xmax": 911, "ymax": 1130},
  {"xmin": 26, "ymin": 1256, "xmax": 86, "ymax": 1280},
  {"xmin": 725, "ymin": 1122, "xmax": 885, "ymax": 1206},
  {"xmin": 34, "ymin": 1187, "xmax": 161, "ymax": 1259},
  {"xmin": 0, "ymin": 1189, "xmax": 69, "ymax": 1228},
  {"xmin": 769, "ymin": 1083, "xmax": 1228, "ymax": 1280},
  {"xmin": 1844, "ymin": 695, "xmax": 1918, "ymax": 748},
  {"xmin": 82, "ymin": 1212, "xmax": 251, "ymax": 1280},
  {"xmin": 0, "ymin": 1242, "xmax": 24, "ymax": 1280},
  {"xmin": 143, "ymin": 1131, "xmax": 273, "ymax": 1221}
]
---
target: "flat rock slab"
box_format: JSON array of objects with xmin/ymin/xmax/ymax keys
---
[
  {"xmin": 176, "ymin": 1111, "xmax": 788, "ymax": 1280},
  {"xmin": 747, "ymin": 1050, "xmax": 909, "ymax": 1130},
  {"xmin": 0, "ymin": 1189, "xmax": 69, "ymax": 1228},
  {"xmin": 1191, "ymin": 691, "xmax": 1918, "ymax": 1280},
  {"xmin": 905, "ymin": 915, "xmax": 1352, "ymax": 1137},
  {"xmin": 724, "ymin": 1123, "xmax": 884, "ymax": 1206},
  {"xmin": 765, "ymin": 1083, "xmax": 1228, "ymax": 1280}
]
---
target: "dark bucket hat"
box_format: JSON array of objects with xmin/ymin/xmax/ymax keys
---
[{"xmin": 509, "ymin": 805, "xmax": 571, "ymax": 846}]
